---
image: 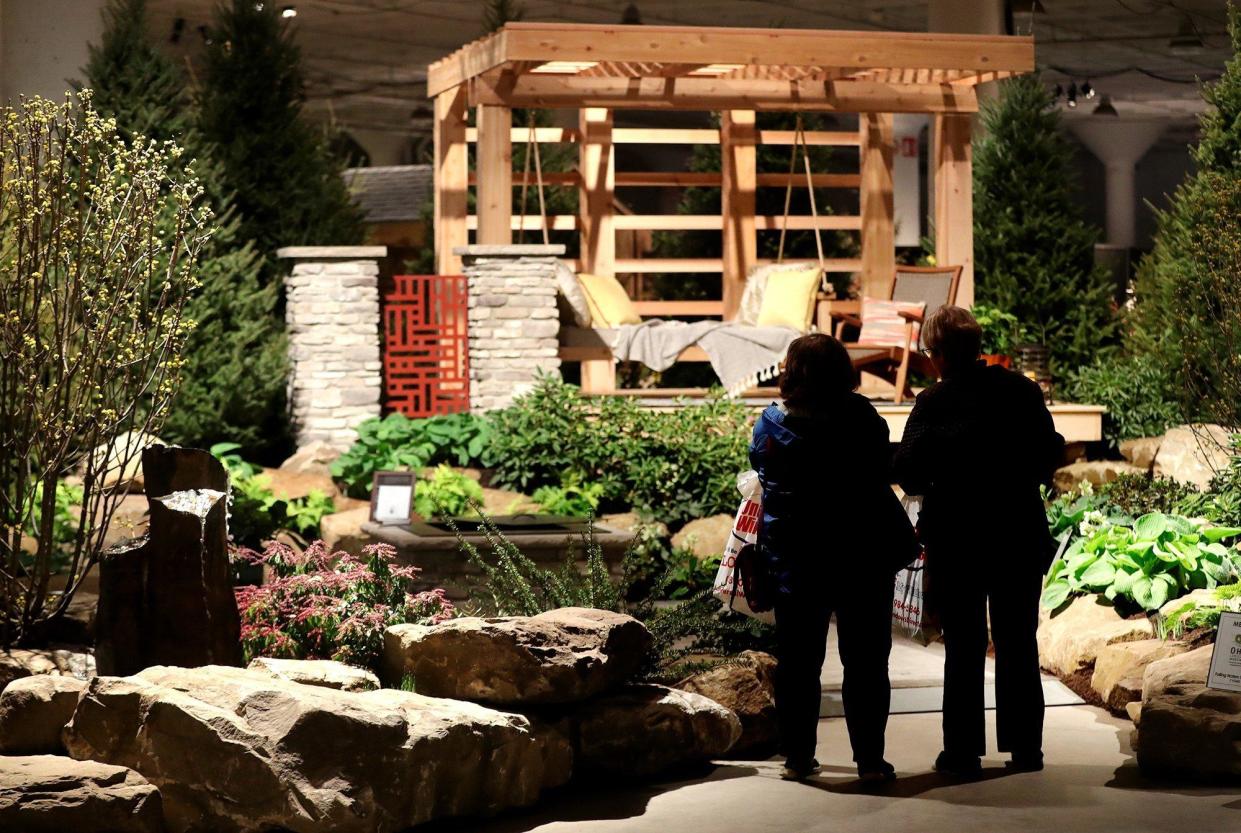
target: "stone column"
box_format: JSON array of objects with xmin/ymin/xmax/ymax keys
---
[
  {"xmin": 277, "ymin": 246, "xmax": 387, "ymax": 450},
  {"xmin": 455, "ymin": 244, "xmax": 564, "ymax": 412}
]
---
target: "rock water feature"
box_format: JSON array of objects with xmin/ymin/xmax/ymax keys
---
[{"xmin": 94, "ymin": 446, "xmax": 242, "ymax": 675}]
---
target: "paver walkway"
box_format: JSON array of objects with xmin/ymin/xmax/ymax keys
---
[{"xmin": 452, "ymin": 705, "xmax": 1241, "ymax": 833}]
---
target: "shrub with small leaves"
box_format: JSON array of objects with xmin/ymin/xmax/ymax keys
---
[{"xmin": 414, "ymin": 465, "xmax": 484, "ymax": 519}]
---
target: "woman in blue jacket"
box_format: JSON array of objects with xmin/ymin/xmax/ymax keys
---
[{"xmin": 751, "ymin": 333, "xmax": 914, "ymax": 782}]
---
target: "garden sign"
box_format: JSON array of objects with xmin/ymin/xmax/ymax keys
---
[{"xmin": 1207, "ymin": 611, "xmax": 1241, "ymax": 693}]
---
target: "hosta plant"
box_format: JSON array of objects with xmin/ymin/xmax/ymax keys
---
[
  {"xmin": 234, "ymin": 540, "xmax": 454, "ymax": 673},
  {"xmin": 330, "ymin": 413, "xmax": 494, "ymax": 499},
  {"xmin": 1042, "ymin": 512, "xmax": 1241, "ymax": 613},
  {"xmin": 0, "ymin": 92, "xmax": 209, "ymax": 646}
]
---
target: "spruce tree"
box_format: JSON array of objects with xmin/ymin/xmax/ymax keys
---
[
  {"xmin": 197, "ymin": 0, "xmax": 363, "ymax": 265},
  {"xmin": 972, "ymin": 74, "xmax": 1117, "ymax": 372},
  {"xmin": 1130, "ymin": 5, "xmax": 1241, "ymax": 428},
  {"xmin": 81, "ymin": 0, "xmax": 289, "ymax": 457}
]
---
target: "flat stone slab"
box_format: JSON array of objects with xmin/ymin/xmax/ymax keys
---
[
  {"xmin": 1037, "ymin": 596, "xmax": 1154, "ymax": 678},
  {"xmin": 0, "ymin": 754, "xmax": 164, "ymax": 833},
  {"xmin": 382, "ymin": 608, "xmax": 652, "ymax": 705},
  {"xmin": 245, "ymin": 658, "xmax": 379, "ymax": 693}
]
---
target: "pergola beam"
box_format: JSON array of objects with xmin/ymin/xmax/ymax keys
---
[{"xmin": 470, "ymin": 76, "xmax": 978, "ymax": 113}]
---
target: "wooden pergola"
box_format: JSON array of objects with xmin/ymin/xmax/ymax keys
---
[{"xmin": 428, "ymin": 22, "xmax": 1035, "ymax": 316}]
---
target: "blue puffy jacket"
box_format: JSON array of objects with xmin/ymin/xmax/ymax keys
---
[{"xmin": 749, "ymin": 395, "xmax": 914, "ymax": 598}]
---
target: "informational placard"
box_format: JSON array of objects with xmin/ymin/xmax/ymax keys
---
[
  {"xmin": 1207, "ymin": 611, "xmax": 1241, "ymax": 693},
  {"xmin": 370, "ymin": 471, "xmax": 415, "ymax": 526}
]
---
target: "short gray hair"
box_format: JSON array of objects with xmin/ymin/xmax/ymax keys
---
[{"xmin": 922, "ymin": 305, "xmax": 982, "ymax": 364}]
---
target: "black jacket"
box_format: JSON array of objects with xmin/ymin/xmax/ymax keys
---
[
  {"xmin": 894, "ymin": 363, "xmax": 1064, "ymax": 570},
  {"xmin": 749, "ymin": 394, "xmax": 915, "ymax": 596}
]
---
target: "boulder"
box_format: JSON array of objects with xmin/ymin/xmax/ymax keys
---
[
  {"xmin": 319, "ymin": 505, "xmax": 374, "ymax": 555},
  {"xmin": 1090, "ymin": 639, "xmax": 1188, "ymax": 713},
  {"xmin": 0, "ymin": 754, "xmax": 164, "ymax": 833},
  {"xmin": 383, "ymin": 608, "xmax": 651, "ymax": 705},
  {"xmin": 246, "ymin": 658, "xmax": 379, "ymax": 693},
  {"xmin": 676, "ymin": 651, "xmax": 777, "ymax": 754},
  {"xmin": 63, "ymin": 665, "xmax": 570, "ymax": 833},
  {"xmin": 278, "ymin": 441, "xmax": 342, "ymax": 478},
  {"xmin": 562, "ymin": 684, "xmax": 741, "ymax": 778},
  {"xmin": 0, "ymin": 647, "xmax": 95, "ymax": 693},
  {"xmin": 0, "ymin": 676, "xmax": 87, "ymax": 754},
  {"xmin": 95, "ymin": 446, "xmax": 242, "ymax": 676},
  {"xmin": 480, "ymin": 486, "xmax": 539, "ymax": 516},
  {"xmin": 1136, "ymin": 646, "xmax": 1241, "ymax": 779},
  {"xmin": 1052, "ymin": 460, "xmax": 1146, "ymax": 494},
  {"xmin": 1119, "ymin": 436, "xmax": 1163, "ymax": 471},
  {"xmin": 1153, "ymin": 424, "xmax": 1233, "ymax": 490},
  {"xmin": 671, "ymin": 514, "xmax": 734, "ymax": 559},
  {"xmin": 259, "ymin": 467, "xmax": 340, "ymax": 502},
  {"xmin": 1037, "ymin": 596, "xmax": 1154, "ymax": 678},
  {"xmin": 70, "ymin": 431, "xmax": 163, "ymax": 494}
]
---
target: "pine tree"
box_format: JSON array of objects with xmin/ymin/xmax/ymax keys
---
[
  {"xmin": 81, "ymin": 0, "xmax": 290, "ymax": 458},
  {"xmin": 972, "ymin": 73, "xmax": 1118, "ymax": 372},
  {"xmin": 1130, "ymin": 5, "xmax": 1241, "ymax": 428},
  {"xmin": 197, "ymin": 0, "xmax": 363, "ymax": 266}
]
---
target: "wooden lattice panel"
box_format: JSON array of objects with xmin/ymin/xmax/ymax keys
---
[{"xmin": 382, "ymin": 274, "xmax": 470, "ymax": 416}]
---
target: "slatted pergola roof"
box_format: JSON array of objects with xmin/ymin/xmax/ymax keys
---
[{"xmin": 428, "ymin": 23, "xmax": 1035, "ymax": 332}]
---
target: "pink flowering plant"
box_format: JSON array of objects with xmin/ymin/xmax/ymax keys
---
[{"xmin": 234, "ymin": 540, "xmax": 454, "ymax": 672}]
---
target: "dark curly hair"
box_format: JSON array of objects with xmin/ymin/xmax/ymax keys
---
[{"xmin": 779, "ymin": 333, "xmax": 857, "ymax": 411}]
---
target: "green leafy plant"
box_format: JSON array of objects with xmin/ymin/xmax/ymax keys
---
[
  {"xmin": 1042, "ymin": 512, "xmax": 1241, "ymax": 613},
  {"xmin": 663, "ymin": 547, "xmax": 722, "ymax": 601},
  {"xmin": 488, "ymin": 376, "xmax": 750, "ymax": 525},
  {"xmin": 330, "ymin": 413, "xmax": 494, "ymax": 499},
  {"xmin": 532, "ymin": 476, "xmax": 605, "ymax": 517},
  {"xmin": 414, "ymin": 466, "xmax": 485, "ymax": 519},
  {"xmin": 1061, "ymin": 354, "xmax": 1182, "ymax": 446},
  {"xmin": 211, "ymin": 443, "xmax": 335, "ymax": 545},
  {"xmin": 970, "ymin": 304, "xmax": 1025, "ymax": 356}
]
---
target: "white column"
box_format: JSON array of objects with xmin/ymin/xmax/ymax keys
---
[{"xmin": 1070, "ymin": 120, "xmax": 1166, "ymax": 249}]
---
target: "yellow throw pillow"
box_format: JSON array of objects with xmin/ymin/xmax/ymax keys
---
[
  {"xmin": 576, "ymin": 273, "xmax": 642, "ymax": 328},
  {"xmin": 755, "ymin": 266, "xmax": 821, "ymax": 331}
]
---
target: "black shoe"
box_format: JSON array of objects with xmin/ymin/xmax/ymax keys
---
[
  {"xmin": 934, "ymin": 750, "xmax": 982, "ymax": 778},
  {"xmin": 1006, "ymin": 751, "xmax": 1044, "ymax": 772},
  {"xmin": 857, "ymin": 760, "xmax": 897, "ymax": 784},
  {"xmin": 781, "ymin": 757, "xmax": 822, "ymax": 781}
]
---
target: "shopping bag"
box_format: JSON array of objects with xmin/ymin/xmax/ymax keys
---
[
  {"xmin": 711, "ymin": 470, "xmax": 776, "ymax": 625},
  {"xmin": 892, "ymin": 495, "xmax": 941, "ymax": 646}
]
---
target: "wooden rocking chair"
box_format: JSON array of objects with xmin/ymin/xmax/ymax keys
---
[{"xmin": 829, "ymin": 265, "xmax": 963, "ymax": 404}]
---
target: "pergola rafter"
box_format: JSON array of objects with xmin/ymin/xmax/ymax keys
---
[{"xmin": 429, "ymin": 22, "xmax": 1035, "ymax": 314}]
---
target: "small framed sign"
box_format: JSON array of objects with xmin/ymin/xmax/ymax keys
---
[
  {"xmin": 370, "ymin": 471, "xmax": 415, "ymax": 526},
  {"xmin": 1207, "ymin": 611, "xmax": 1241, "ymax": 693}
]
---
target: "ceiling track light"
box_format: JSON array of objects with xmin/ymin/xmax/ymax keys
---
[
  {"xmin": 169, "ymin": 17, "xmax": 185, "ymax": 44},
  {"xmin": 281, "ymin": 5, "xmax": 297, "ymax": 17},
  {"xmin": 621, "ymin": 3, "xmax": 641, "ymax": 24},
  {"xmin": 1081, "ymin": 81, "xmax": 1095, "ymax": 100},
  {"xmin": 1066, "ymin": 81, "xmax": 1078, "ymax": 108}
]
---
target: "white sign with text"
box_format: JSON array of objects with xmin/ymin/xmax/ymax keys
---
[{"xmin": 1208, "ymin": 611, "xmax": 1241, "ymax": 693}]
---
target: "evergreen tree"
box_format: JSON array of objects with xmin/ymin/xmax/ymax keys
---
[
  {"xmin": 972, "ymin": 73, "xmax": 1117, "ymax": 372},
  {"xmin": 197, "ymin": 0, "xmax": 363, "ymax": 265},
  {"xmin": 81, "ymin": 0, "xmax": 289, "ymax": 457},
  {"xmin": 1130, "ymin": 5, "xmax": 1241, "ymax": 428}
]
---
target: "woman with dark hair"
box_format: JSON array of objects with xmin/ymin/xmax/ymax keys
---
[{"xmin": 750, "ymin": 333, "xmax": 915, "ymax": 782}]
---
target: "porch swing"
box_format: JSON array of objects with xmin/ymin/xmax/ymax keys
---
[{"xmin": 553, "ymin": 114, "xmax": 830, "ymax": 397}]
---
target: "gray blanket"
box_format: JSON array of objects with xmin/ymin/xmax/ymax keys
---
[{"xmin": 607, "ymin": 320, "xmax": 800, "ymax": 396}]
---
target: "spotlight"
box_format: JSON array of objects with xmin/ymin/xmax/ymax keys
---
[
  {"xmin": 281, "ymin": 5, "xmax": 297, "ymax": 17},
  {"xmin": 1093, "ymin": 95, "xmax": 1118, "ymax": 117},
  {"xmin": 170, "ymin": 16, "xmax": 185, "ymax": 44},
  {"xmin": 1082, "ymin": 81, "xmax": 1095, "ymax": 100},
  {"xmin": 198, "ymin": 25, "xmax": 213, "ymax": 45},
  {"xmin": 1053, "ymin": 83, "xmax": 1063, "ymax": 99},
  {"xmin": 1067, "ymin": 82, "xmax": 1078, "ymax": 108},
  {"xmin": 621, "ymin": 3, "xmax": 641, "ymax": 24}
]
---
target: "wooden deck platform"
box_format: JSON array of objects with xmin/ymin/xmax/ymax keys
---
[{"xmin": 589, "ymin": 390, "xmax": 1106, "ymax": 443}]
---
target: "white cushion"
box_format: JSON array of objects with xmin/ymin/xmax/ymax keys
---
[{"xmin": 555, "ymin": 261, "xmax": 593, "ymax": 327}]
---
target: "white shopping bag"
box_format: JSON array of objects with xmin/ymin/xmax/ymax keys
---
[
  {"xmin": 711, "ymin": 470, "xmax": 776, "ymax": 625},
  {"xmin": 892, "ymin": 495, "xmax": 940, "ymax": 646}
]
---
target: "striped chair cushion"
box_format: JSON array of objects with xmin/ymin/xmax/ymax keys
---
[{"xmin": 856, "ymin": 297, "xmax": 925, "ymax": 349}]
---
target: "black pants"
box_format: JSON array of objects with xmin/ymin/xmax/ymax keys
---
[
  {"xmin": 935, "ymin": 563, "xmax": 1044, "ymax": 757},
  {"xmin": 774, "ymin": 578, "xmax": 894, "ymax": 766}
]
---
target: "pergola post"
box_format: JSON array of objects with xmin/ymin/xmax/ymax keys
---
[
  {"xmin": 721, "ymin": 110, "xmax": 757, "ymax": 320},
  {"xmin": 434, "ymin": 85, "xmax": 468, "ymax": 275},
  {"xmin": 859, "ymin": 113, "xmax": 896, "ymax": 300},
  {"xmin": 578, "ymin": 107, "xmax": 615, "ymax": 392},
  {"xmin": 934, "ymin": 113, "xmax": 974, "ymax": 306},
  {"xmin": 476, "ymin": 103, "xmax": 513, "ymax": 245}
]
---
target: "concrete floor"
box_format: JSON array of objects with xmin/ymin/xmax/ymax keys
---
[{"xmin": 448, "ymin": 706, "xmax": 1241, "ymax": 833}]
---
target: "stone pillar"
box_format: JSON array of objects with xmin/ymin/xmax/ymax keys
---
[
  {"xmin": 454, "ymin": 244, "xmax": 564, "ymax": 412},
  {"xmin": 277, "ymin": 246, "xmax": 387, "ymax": 450}
]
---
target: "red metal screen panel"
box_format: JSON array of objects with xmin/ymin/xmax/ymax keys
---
[{"xmin": 382, "ymin": 274, "xmax": 470, "ymax": 416}]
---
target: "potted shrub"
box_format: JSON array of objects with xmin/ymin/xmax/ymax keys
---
[{"xmin": 971, "ymin": 304, "xmax": 1023, "ymax": 368}]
